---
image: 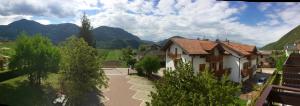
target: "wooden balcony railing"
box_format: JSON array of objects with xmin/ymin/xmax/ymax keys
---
[
  {"xmin": 255, "ymin": 85, "xmax": 300, "ymax": 106},
  {"xmin": 241, "ymin": 68, "xmax": 253, "ymax": 78},
  {"xmin": 167, "ymin": 53, "xmax": 181, "ymax": 60},
  {"xmin": 206, "ymin": 55, "xmax": 223, "ymax": 62},
  {"xmin": 214, "ymin": 68, "xmax": 231, "ymax": 77}
]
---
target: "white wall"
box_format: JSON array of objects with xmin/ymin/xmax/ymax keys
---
[
  {"xmin": 223, "ymin": 55, "xmax": 240, "ymax": 82},
  {"xmin": 166, "ymin": 43, "xmax": 190, "ymax": 71},
  {"xmin": 192, "ymin": 56, "xmax": 206, "ymax": 73}
]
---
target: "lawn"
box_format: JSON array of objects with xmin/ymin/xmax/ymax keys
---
[
  {"xmin": 0, "ymin": 72, "xmax": 60, "ymax": 106},
  {"xmin": 105, "ymin": 49, "xmax": 123, "ymax": 61},
  {"xmin": 0, "ymin": 41, "xmax": 15, "ymax": 56},
  {"xmin": 98, "ymin": 49, "xmax": 127, "ymax": 67}
]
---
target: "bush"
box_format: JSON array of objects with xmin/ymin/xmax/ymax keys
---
[
  {"xmin": 136, "ymin": 55, "xmax": 160, "ymax": 77},
  {"xmin": 135, "ymin": 61, "xmax": 144, "ymax": 76},
  {"xmin": 149, "ymin": 62, "xmax": 240, "ymax": 105}
]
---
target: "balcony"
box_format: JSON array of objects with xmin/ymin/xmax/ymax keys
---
[
  {"xmin": 256, "ymin": 85, "xmax": 300, "ymax": 106},
  {"xmin": 206, "ymin": 55, "xmax": 223, "ymax": 62},
  {"xmin": 214, "ymin": 68, "xmax": 231, "ymax": 78},
  {"xmin": 241, "ymin": 68, "xmax": 253, "ymax": 78},
  {"xmin": 167, "ymin": 53, "xmax": 181, "ymax": 60}
]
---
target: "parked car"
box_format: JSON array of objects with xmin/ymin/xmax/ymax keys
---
[{"xmin": 257, "ymin": 76, "xmax": 267, "ymax": 85}]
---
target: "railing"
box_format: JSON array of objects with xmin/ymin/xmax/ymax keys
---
[
  {"xmin": 206, "ymin": 55, "xmax": 223, "ymax": 62},
  {"xmin": 255, "ymin": 85, "xmax": 300, "ymax": 106},
  {"xmin": 167, "ymin": 53, "xmax": 181, "ymax": 60},
  {"xmin": 249, "ymin": 69, "xmax": 280, "ymax": 106},
  {"xmin": 214, "ymin": 68, "xmax": 231, "ymax": 77}
]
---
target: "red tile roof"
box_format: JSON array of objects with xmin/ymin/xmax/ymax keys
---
[{"xmin": 163, "ymin": 38, "xmax": 256, "ymax": 56}]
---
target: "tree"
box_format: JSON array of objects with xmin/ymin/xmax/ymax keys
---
[
  {"xmin": 149, "ymin": 62, "xmax": 240, "ymax": 105},
  {"xmin": 121, "ymin": 47, "xmax": 136, "ymax": 67},
  {"xmin": 9, "ymin": 33, "xmax": 60, "ymax": 86},
  {"xmin": 274, "ymin": 51, "xmax": 287, "ymax": 71},
  {"xmin": 60, "ymin": 37, "xmax": 107, "ymax": 105},
  {"xmin": 79, "ymin": 13, "xmax": 95, "ymax": 47},
  {"xmin": 137, "ymin": 55, "xmax": 160, "ymax": 76}
]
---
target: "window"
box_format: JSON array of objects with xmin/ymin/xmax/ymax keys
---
[
  {"xmin": 219, "ymin": 62, "xmax": 223, "ymax": 70},
  {"xmin": 243, "ymin": 62, "xmax": 249, "ymax": 69},
  {"xmin": 199, "ymin": 64, "xmax": 206, "ymax": 72},
  {"xmin": 210, "ymin": 63, "xmax": 216, "ymax": 71}
]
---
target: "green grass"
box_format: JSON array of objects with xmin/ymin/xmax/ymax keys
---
[
  {"xmin": 0, "ymin": 41, "xmax": 15, "ymax": 56},
  {"xmin": 105, "ymin": 49, "xmax": 123, "ymax": 61},
  {"xmin": 0, "ymin": 73, "xmax": 60, "ymax": 106}
]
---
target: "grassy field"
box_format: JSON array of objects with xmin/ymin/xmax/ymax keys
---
[
  {"xmin": 105, "ymin": 49, "xmax": 123, "ymax": 61},
  {"xmin": 0, "ymin": 73, "xmax": 60, "ymax": 106},
  {"xmin": 97, "ymin": 49, "xmax": 127, "ymax": 67},
  {"xmin": 0, "ymin": 41, "xmax": 15, "ymax": 56}
]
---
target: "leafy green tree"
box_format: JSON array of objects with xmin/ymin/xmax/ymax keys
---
[
  {"xmin": 121, "ymin": 47, "xmax": 136, "ymax": 67},
  {"xmin": 137, "ymin": 55, "xmax": 160, "ymax": 76},
  {"xmin": 274, "ymin": 52, "xmax": 287, "ymax": 71},
  {"xmin": 149, "ymin": 62, "xmax": 240, "ymax": 105},
  {"xmin": 9, "ymin": 33, "xmax": 60, "ymax": 86},
  {"xmin": 60, "ymin": 37, "xmax": 107, "ymax": 105},
  {"xmin": 79, "ymin": 13, "xmax": 95, "ymax": 47}
]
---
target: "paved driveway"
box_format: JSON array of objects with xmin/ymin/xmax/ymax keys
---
[{"xmin": 102, "ymin": 68, "xmax": 154, "ymax": 106}]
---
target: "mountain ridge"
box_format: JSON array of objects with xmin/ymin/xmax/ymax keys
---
[
  {"xmin": 262, "ymin": 25, "xmax": 300, "ymax": 50},
  {"xmin": 0, "ymin": 19, "xmax": 153, "ymax": 49}
]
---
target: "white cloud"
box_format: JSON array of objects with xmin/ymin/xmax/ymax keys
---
[
  {"xmin": 0, "ymin": 0, "xmax": 299, "ymax": 47},
  {"xmin": 258, "ymin": 3, "xmax": 272, "ymax": 11},
  {"xmin": 0, "ymin": 15, "xmax": 31, "ymax": 25},
  {"xmin": 35, "ymin": 19, "xmax": 51, "ymax": 25}
]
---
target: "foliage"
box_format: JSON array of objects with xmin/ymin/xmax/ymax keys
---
[
  {"xmin": 272, "ymin": 51, "xmax": 287, "ymax": 71},
  {"xmin": 135, "ymin": 61, "xmax": 144, "ymax": 76},
  {"xmin": 138, "ymin": 44, "xmax": 148, "ymax": 52},
  {"xmin": 9, "ymin": 33, "xmax": 60, "ymax": 86},
  {"xmin": 79, "ymin": 13, "xmax": 95, "ymax": 47},
  {"xmin": 149, "ymin": 62, "xmax": 240, "ymax": 106},
  {"xmin": 60, "ymin": 37, "xmax": 107, "ymax": 105},
  {"xmin": 262, "ymin": 25, "xmax": 300, "ymax": 50},
  {"xmin": 121, "ymin": 47, "xmax": 136, "ymax": 67},
  {"xmin": 137, "ymin": 55, "xmax": 160, "ymax": 76}
]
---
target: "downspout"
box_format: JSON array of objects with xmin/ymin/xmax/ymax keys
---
[
  {"xmin": 238, "ymin": 58, "xmax": 241, "ymax": 83},
  {"xmin": 191, "ymin": 55, "xmax": 194, "ymax": 71}
]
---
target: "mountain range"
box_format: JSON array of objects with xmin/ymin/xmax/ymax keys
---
[
  {"xmin": 262, "ymin": 25, "xmax": 300, "ymax": 50},
  {"xmin": 0, "ymin": 19, "xmax": 153, "ymax": 49}
]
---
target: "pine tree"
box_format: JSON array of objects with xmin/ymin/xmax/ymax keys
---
[
  {"xmin": 60, "ymin": 37, "xmax": 107, "ymax": 105},
  {"xmin": 79, "ymin": 13, "xmax": 95, "ymax": 47}
]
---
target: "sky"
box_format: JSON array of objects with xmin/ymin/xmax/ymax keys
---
[{"xmin": 0, "ymin": 0, "xmax": 299, "ymax": 47}]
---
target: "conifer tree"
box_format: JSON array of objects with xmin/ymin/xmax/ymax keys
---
[{"xmin": 79, "ymin": 13, "xmax": 95, "ymax": 47}]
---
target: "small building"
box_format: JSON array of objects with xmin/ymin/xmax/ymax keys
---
[
  {"xmin": 257, "ymin": 50, "xmax": 275, "ymax": 68},
  {"xmin": 284, "ymin": 41, "xmax": 300, "ymax": 56},
  {"xmin": 162, "ymin": 38, "xmax": 259, "ymax": 83},
  {"xmin": 136, "ymin": 44, "xmax": 165, "ymax": 66}
]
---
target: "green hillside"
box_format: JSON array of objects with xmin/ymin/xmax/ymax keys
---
[{"xmin": 262, "ymin": 25, "xmax": 300, "ymax": 50}]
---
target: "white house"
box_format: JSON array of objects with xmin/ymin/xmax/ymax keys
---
[{"xmin": 162, "ymin": 38, "xmax": 258, "ymax": 83}]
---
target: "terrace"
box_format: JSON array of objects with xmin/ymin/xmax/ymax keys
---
[{"xmin": 254, "ymin": 53, "xmax": 300, "ymax": 106}]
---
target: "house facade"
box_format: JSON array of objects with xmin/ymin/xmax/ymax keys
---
[{"xmin": 162, "ymin": 38, "xmax": 258, "ymax": 83}]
